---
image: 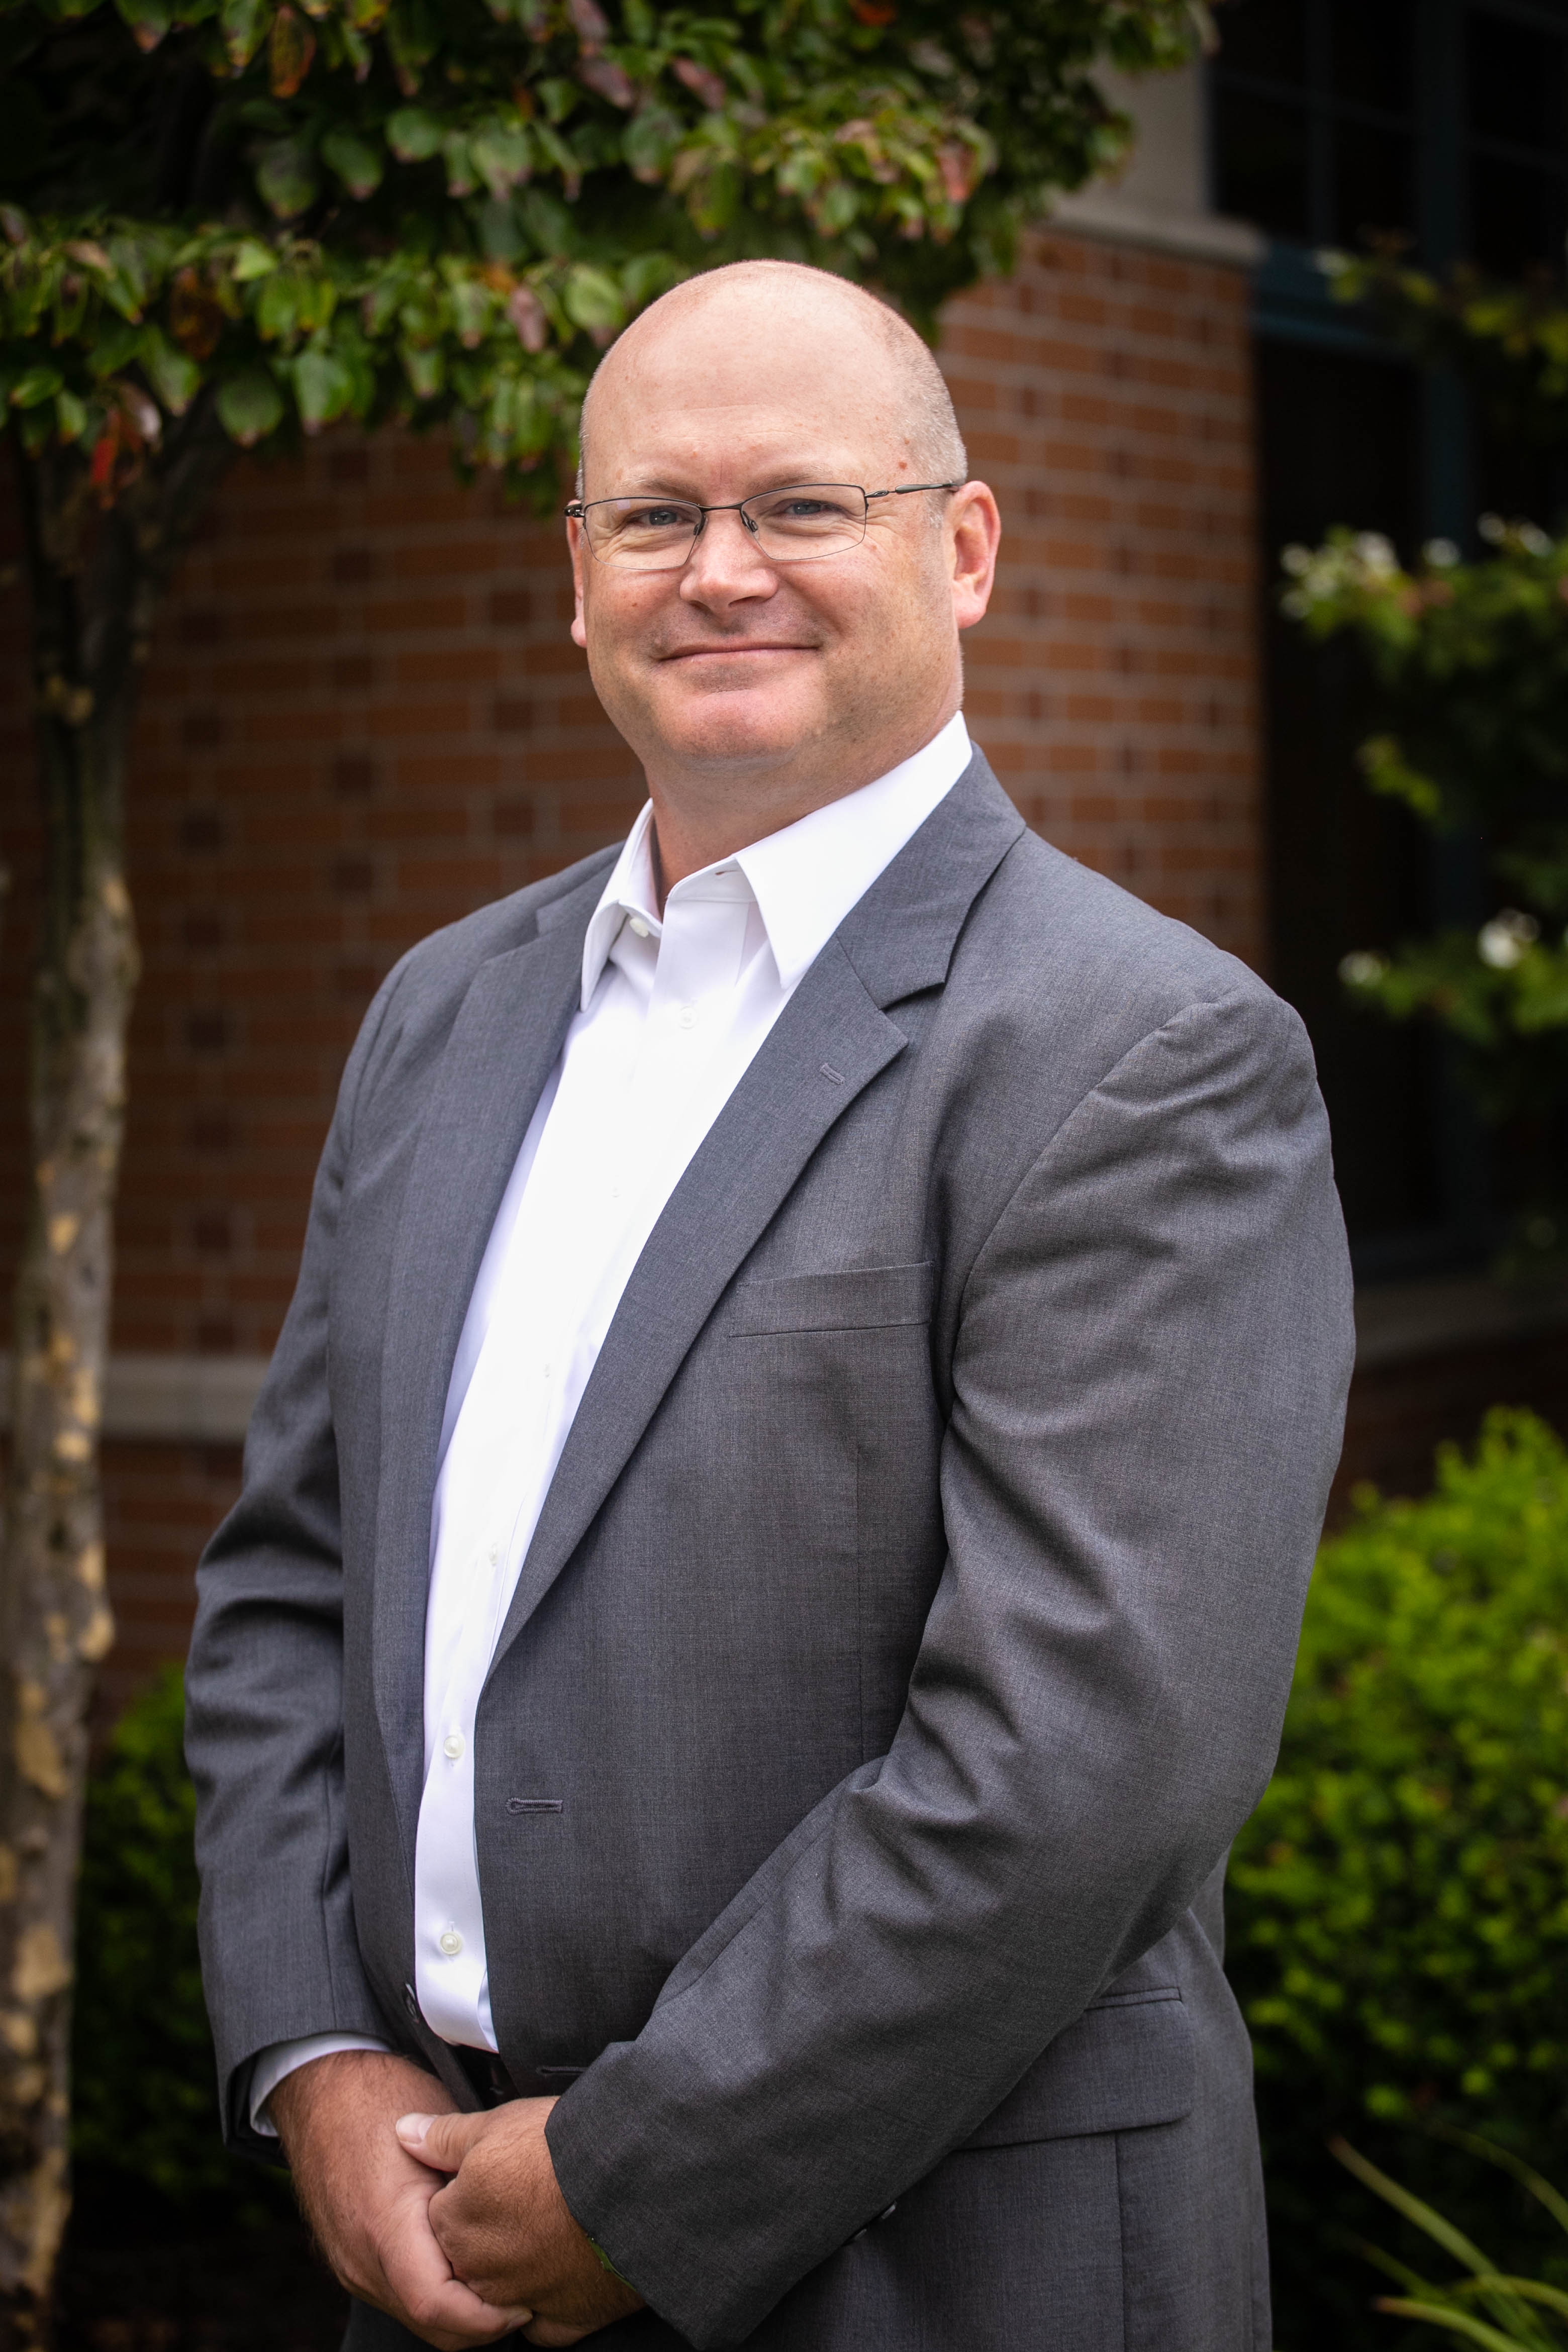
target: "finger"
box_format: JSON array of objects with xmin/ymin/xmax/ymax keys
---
[
  {"xmin": 383, "ymin": 2220, "xmax": 532, "ymax": 2342},
  {"xmin": 397, "ymin": 2109, "xmax": 493, "ymax": 2172}
]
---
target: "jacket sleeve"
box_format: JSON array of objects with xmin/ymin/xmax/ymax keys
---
[
  {"xmin": 184, "ymin": 960, "xmax": 410, "ymax": 2155},
  {"xmin": 544, "ymin": 984, "xmax": 1355, "ymax": 2345}
]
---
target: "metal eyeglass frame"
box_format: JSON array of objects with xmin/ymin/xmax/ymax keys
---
[{"xmin": 563, "ymin": 478, "xmax": 965, "ymax": 568}]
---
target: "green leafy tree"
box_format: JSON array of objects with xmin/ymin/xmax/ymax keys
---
[
  {"xmin": 0, "ymin": 0, "xmax": 1204, "ymax": 2333},
  {"xmin": 1280, "ymin": 253, "xmax": 1568, "ymax": 1264}
]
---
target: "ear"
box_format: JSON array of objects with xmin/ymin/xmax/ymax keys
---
[
  {"xmin": 568, "ymin": 516, "xmax": 589, "ymax": 649},
  {"xmin": 949, "ymin": 481, "xmax": 1001, "ymax": 633}
]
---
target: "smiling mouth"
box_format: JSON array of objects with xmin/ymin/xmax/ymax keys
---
[{"xmin": 660, "ymin": 642, "xmax": 817, "ymax": 661}]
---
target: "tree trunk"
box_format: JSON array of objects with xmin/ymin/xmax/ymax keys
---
[{"xmin": 0, "ymin": 407, "xmax": 232, "ymax": 2345}]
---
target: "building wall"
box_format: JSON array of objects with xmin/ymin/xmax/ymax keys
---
[{"xmin": 3, "ymin": 226, "xmax": 1265, "ymax": 1712}]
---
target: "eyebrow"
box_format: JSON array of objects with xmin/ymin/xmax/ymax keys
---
[{"xmin": 593, "ymin": 468, "xmax": 866, "ymax": 499}]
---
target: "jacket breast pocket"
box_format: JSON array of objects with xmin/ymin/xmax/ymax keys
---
[
  {"xmin": 728, "ymin": 1261, "xmax": 934, "ymax": 1337},
  {"xmin": 959, "ymin": 1991, "xmax": 1194, "ymax": 2148}
]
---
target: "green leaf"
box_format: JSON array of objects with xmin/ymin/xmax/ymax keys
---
[
  {"xmin": 537, "ymin": 78, "xmax": 578, "ymax": 125},
  {"xmin": 291, "ymin": 341, "xmax": 353, "ymax": 430},
  {"xmin": 115, "ymin": 0, "xmax": 172, "ymax": 50},
  {"xmin": 216, "ymin": 365, "xmax": 284, "ymax": 446},
  {"xmin": 254, "ymin": 268, "xmax": 300, "ymax": 340},
  {"xmin": 399, "ymin": 338, "xmax": 444, "ymax": 399},
  {"xmin": 54, "ymin": 387, "xmax": 88, "ymax": 441},
  {"xmin": 442, "ymin": 132, "xmax": 475, "ymax": 196},
  {"xmin": 230, "ymin": 239, "xmax": 278, "ymax": 283},
  {"xmin": 10, "ymin": 365, "xmax": 64, "ymax": 409},
  {"xmin": 256, "ymin": 134, "xmax": 321, "ymax": 219},
  {"xmin": 469, "ymin": 124, "xmax": 531, "ymax": 197},
  {"xmin": 623, "ymin": 103, "xmax": 680, "ymax": 184},
  {"xmin": 220, "ymin": 0, "xmax": 269, "ymax": 68},
  {"xmin": 138, "ymin": 326, "xmax": 201, "ymax": 414},
  {"xmin": 321, "ymin": 126, "xmax": 384, "ymax": 199},
  {"xmin": 447, "ymin": 276, "xmax": 492, "ymax": 347},
  {"xmin": 385, "ymin": 106, "xmax": 443, "ymax": 161},
  {"xmin": 1376, "ymin": 2299, "xmax": 1544, "ymax": 2352},
  {"xmin": 562, "ymin": 261, "xmax": 624, "ymax": 336},
  {"xmin": 84, "ymin": 317, "xmax": 141, "ymax": 377}
]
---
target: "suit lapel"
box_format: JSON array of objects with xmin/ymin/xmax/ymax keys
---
[
  {"xmin": 372, "ymin": 867, "xmax": 608, "ymax": 1843},
  {"xmin": 486, "ymin": 935, "xmax": 906, "ymax": 1670},
  {"xmin": 484, "ymin": 751, "xmax": 1026, "ymax": 1673}
]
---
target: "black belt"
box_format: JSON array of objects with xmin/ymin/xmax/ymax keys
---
[{"xmin": 451, "ymin": 2046, "xmax": 585, "ymax": 2106}]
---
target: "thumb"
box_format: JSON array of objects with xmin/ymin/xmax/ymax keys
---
[{"xmin": 396, "ymin": 2107, "xmax": 491, "ymax": 2172}]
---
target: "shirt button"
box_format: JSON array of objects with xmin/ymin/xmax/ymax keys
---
[
  {"xmin": 442, "ymin": 1732, "xmax": 464, "ymax": 1760},
  {"xmin": 678, "ymin": 1005, "xmax": 697, "ymax": 1029},
  {"xmin": 542, "ymin": 1361, "xmax": 553, "ymax": 1381},
  {"xmin": 438, "ymin": 1926, "xmax": 464, "ymax": 1957},
  {"xmin": 487, "ymin": 1541, "xmax": 500, "ymax": 1565},
  {"xmin": 629, "ymin": 916, "xmax": 651, "ymax": 939}
]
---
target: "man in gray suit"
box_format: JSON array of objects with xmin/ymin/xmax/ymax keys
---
[{"xmin": 186, "ymin": 259, "xmax": 1353, "ymax": 2352}]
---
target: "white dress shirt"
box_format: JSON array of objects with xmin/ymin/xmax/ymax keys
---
[{"xmin": 249, "ymin": 712, "xmax": 971, "ymax": 2126}]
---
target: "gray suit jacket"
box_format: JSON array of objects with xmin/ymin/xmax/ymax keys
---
[{"xmin": 186, "ymin": 751, "xmax": 1353, "ymax": 2351}]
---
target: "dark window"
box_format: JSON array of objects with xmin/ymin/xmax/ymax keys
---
[
  {"xmin": 1211, "ymin": 0, "xmax": 1418, "ymax": 251},
  {"xmin": 1465, "ymin": 9, "xmax": 1568, "ymax": 273},
  {"xmin": 1466, "ymin": 12, "xmax": 1564, "ymax": 149},
  {"xmin": 1211, "ymin": 0, "xmax": 1568, "ymax": 1270},
  {"xmin": 1258, "ymin": 344, "xmax": 1440, "ymax": 1246},
  {"xmin": 1213, "ymin": 86, "xmax": 1312, "ymax": 239},
  {"xmin": 1330, "ymin": 0, "xmax": 1414, "ymax": 111}
]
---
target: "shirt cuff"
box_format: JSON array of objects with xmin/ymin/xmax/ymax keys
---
[{"xmin": 248, "ymin": 2032, "xmax": 393, "ymax": 2137}]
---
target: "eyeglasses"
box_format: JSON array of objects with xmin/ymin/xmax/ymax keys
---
[{"xmin": 563, "ymin": 479, "xmax": 964, "ymax": 573}]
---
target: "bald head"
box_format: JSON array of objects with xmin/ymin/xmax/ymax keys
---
[
  {"xmin": 577, "ymin": 261, "xmax": 967, "ymax": 497},
  {"xmin": 562, "ymin": 255, "xmax": 1000, "ymax": 883}
]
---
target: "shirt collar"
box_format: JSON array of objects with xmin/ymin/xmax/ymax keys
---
[{"xmin": 579, "ymin": 712, "xmax": 972, "ymax": 1008}]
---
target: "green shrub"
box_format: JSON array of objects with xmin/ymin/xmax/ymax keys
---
[
  {"xmin": 71, "ymin": 1664, "xmax": 287, "ymax": 2224},
  {"xmin": 1228, "ymin": 1409, "xmax": 1568, "ymax": 2347}
]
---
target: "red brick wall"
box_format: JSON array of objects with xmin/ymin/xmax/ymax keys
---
[
  {"xmin": 947, "ymin": 233, "xmax": 1262, "ymax": 954},
  {"xmin": 2, "ymin": 228, "xmax": 1268, "ymax": 1704}
]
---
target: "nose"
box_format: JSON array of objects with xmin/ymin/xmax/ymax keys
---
[{"xmin": 679, "ymin": 505, "xmax": 779, "ymax": 605}]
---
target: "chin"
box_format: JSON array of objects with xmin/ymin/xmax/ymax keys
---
[{"xmin": 658, "ymin": 687, "xmax": 822, "ymax": 769}]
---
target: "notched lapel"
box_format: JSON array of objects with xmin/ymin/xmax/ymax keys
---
[
  {"xmin": 486, "ymin": 938, "xmax": 906, "ymax": 1672},
  {"xmin": 373, "ymin": 875, "xmax": 602, "ymax": 1845}
]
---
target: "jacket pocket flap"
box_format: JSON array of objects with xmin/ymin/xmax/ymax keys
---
[
  {"xmin": 960, "ymin": 1993, "xmax": 1194, "ymax": 2148},
  {"xmin": 730, "ymin": 1261, "xmax": 934, "ymax": 1336}
]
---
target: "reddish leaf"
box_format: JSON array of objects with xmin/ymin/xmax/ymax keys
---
[
  {"xmin": 88, "ymin": 422, "xmax": 120, "ymax": 501},
  {"xmin": 169, "ymin": 267, "xmax": 225, "ymax": 361},
  {"xmin": 269, "ymin": 5, "xmax": 316, "ymax": 97},
  {"xmin": 507, "ymin": 284, "xmax": 549, "ymax": 352},
  {"xmin": 567, "ymin": 0, "xmax": 610, "ymax": 44},
  {"xmin": 850, "ymin": 1, "xmax": 896, "ymax": 21},
  {"xmin": 937, "ymin": 141, "xmax": 974, "ymax": 204},
  {"xmin": 579, "ymin": 55, "xmax": 636, "ymax": 106},
  {"xmin": 672, "ymin": 57, "xmax": 725, "ymax": 110}
]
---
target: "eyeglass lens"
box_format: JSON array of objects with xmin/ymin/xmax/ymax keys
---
[{"xmin": 584, "ymin": 485, "xmax": 868, "ymax": 571}]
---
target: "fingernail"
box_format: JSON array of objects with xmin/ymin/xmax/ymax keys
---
[{"xmin": 396, "ymin": 2113, "xmax": 432, "ymax": 2142}]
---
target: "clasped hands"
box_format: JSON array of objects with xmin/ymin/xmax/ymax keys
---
[{"xmin": 271, "ymin": 2050, "xmax": 643, "ymax": 2349}]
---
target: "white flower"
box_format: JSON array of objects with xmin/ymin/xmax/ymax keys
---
[
  {"xmin": 1423, "ymin": 538, "xmax": 1460, "ymax": 568},
  {"xmin": 1281, "ymin": 544, "xmax": 1312, "ymax": 577},
  {"xmin": 1478, "ymin": 910, "xmax": 1539, "ymax": 968},
  {"xmin": 1518, "ymin": 522, "xmax": 1552, "ymax": 556},
  {"xmin": 1339, "ymin": 951, "xmax": 1388, "ymax": 988},
  {"xmin": 1479, "ymin": 513, "xmax": 1506, "ymax": 543},
  {"xmin": 1353, "ymin": 532, "xmax": 1398, "ymax": 578}
]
